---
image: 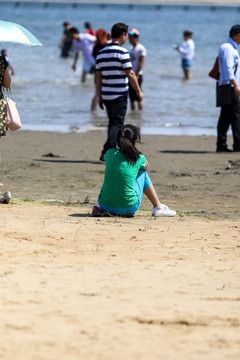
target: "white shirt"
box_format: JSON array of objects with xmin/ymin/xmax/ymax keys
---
[
  {"xmin": 130, "ymin": 43, "xmax": 147, "ymax": 75},
  {"xmin": 178, "ymin": 39, "xmax": 195, "ymax": 60},
  {"xmin": 73, "ymin": 33, "xmax": 96, "ymax": 61},
  {"xmin": 218, "ymin": 37, "xmax": 240, "ymax": 86}
]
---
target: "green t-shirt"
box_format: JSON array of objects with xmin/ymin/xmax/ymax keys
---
[{"xmin": 98, "ymin": 148, "xmax": 146, "ymax": 208}]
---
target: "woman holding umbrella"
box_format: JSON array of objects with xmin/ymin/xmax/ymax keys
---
[
  {"xmin": 0, "ymin": 19, "xmax": 42, "ymax": 190},
  {"xmin": 0, "ymin": 54, "xmax": 11, "ymax": 133}
]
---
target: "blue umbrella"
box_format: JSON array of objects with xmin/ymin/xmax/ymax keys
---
[{"xmin": 0, "ymin": 20, "xmax": 43, "ymax": 47}]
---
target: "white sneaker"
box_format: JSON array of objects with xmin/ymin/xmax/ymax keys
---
[{"xmin": 152, "ymin": 204, "xmax": 176, "ymax": 217}]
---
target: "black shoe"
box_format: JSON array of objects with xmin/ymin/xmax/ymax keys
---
[
  {"xmin": 120, "ymin": 213, "xmax": 135, "ymax": 218},
  {"xmin": 216, "ymin": 146, "xmax": 233, "ymax": 152},
  {"xmin": 99, "ymin": 153, "xmax": 106, "ymax": 162}
]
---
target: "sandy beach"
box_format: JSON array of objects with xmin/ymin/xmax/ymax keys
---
[{"xmin": 0, "ymin": 130, "xmax": 240, "ymax": 359}]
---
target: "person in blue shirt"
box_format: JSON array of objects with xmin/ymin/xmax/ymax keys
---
[{"xmin": 217, "ymin": 24, "xmax": 240, "ymax": 152}]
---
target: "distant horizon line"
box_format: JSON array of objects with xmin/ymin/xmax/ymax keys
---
[{"xmin": 0, "ymin": 0, "xmax": 240, "ymax": 6}]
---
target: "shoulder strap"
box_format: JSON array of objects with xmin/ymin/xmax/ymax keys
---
[{"xmin": 234, "ymin": 62, "xmax": 238, "ymax": 75}]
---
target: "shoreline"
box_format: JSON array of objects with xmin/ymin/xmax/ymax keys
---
[{"xmin": 22, "ymin": 124, "xmax": 218, "ymax": 137}]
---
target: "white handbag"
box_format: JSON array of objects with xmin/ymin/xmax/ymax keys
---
[{"xmin": 5, "ymin": 96, "xmax": 22, "ymax": 131}]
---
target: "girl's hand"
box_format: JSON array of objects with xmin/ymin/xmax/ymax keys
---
[{"xmin": 141, "ymin": 161, "xmax": 149, "ymax": 171}]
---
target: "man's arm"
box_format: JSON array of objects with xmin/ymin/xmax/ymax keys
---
[
  {"xmin": 124, "ymin": 69, "xmax": 143, "ymax": 101},
  {"xmin": 223, "ymin": 47, "xmax": 240, "ymax": 96},
  {"xmin": 3, "ymin": 68, "xmax": 11, "ymax": 88},
  {"xmin": 230, "ymin": 78, "xmax": 240, "ymax": 96},
  {"xmin": 136, "ymin": 55, "xmax": 145, "ymax": 77},
  {"xmin": 72, "ymin": 51, "xmax": 79, "ymax": 71},
  {"xmin": 59, "ymin": 34, "xmax": 67, "ymax": 49},
  {"xmin": 85, "ymin": 33, "xmax": 97, "ymax": 42},
  {"xmin": 96, "ymin": 71, "xmax": 104, "ymax": 109}
]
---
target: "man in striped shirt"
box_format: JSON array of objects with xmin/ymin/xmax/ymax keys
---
[{"xmin": 96, "ymin": 23, "xmax": 143, "ymax": 161}]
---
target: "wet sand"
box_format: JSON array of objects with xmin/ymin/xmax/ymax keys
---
[
  {"xmin": 0, "ymin": 130, "xmax": 240, "ymax": 359},
  {"xmin": 1, "ymin": 130, "xmax": 240, "ymax": 219}
]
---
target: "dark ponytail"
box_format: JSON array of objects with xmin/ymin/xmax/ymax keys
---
[{"xmin": 117, "ymin": 124, "xmax": 141, "ymax": 164}]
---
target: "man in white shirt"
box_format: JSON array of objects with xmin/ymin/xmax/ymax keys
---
[
  {"xmin": 128, "ymin": 28, "xmax": 147, "ymax": 110},
  {"xmin": 175, "ymin": 30, "xmax": 195, "ymax": 80},
  {"xmin": 216, "ymin": 24, "xmax": 240, "ymax": 152},
  {"xmin": 69, "ymin": 27, "xmax": 96, "ymax": 82}
]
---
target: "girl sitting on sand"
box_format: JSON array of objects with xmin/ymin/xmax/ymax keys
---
[{"xmin": 92, "ymin": 124, "xmax": 176, "ymax": 217}]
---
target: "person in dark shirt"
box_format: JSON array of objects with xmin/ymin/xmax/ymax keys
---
[
  {"xmin": 84, "ymin": 21, "xmax": 96, "ymax": 36},
  {"xmin": 91, "ymin": 28, "xmax": 108, "ymax": 112},
  {"xmin": 59, "ymin": 21, "xmax": 73, "ymax": 58}
]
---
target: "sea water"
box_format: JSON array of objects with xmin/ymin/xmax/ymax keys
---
[{"xmin": 1, "ymin": 1, "xmax": 240, "ymax": 135}]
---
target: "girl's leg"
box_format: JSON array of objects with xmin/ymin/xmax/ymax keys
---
[
  {"xmin": 139, "ymin": 173, "xmax": 176, "ymax": 217},
  {"xmin": 143, "ymin": 183, "xmax": 161, "ymax": 207},
  {"xmin": 134, "ymin": 169, "xmax": 151, "ymax": 204},
  {"xmin": 135, "ymin": 170, "xmax": 162, "ymax": 207}
]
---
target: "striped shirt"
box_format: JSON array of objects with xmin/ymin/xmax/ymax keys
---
[{"xmin": 96, "ymin": 43, "xmax": 132, "ymax": 100}]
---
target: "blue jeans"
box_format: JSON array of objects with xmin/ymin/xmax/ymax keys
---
[
  {"xmin": 99, "ymin": 169, "xmax": 151, "ymax": 215},
  {"xmin": 182, "ymin": 59, "xmax": 192, "ymax": 69}
]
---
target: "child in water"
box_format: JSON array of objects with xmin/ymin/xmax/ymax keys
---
[{"xmin": 93, "ymin": 124, "xmax": 176, "ymax": 217}]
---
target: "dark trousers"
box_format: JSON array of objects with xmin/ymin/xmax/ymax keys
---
[
  {"xmin": 217, "ymin": 88, "xmax": 240, "ymax": 151},
  {"xmin": 101, "ymin": 96, "xmax": 127, "ymax": 156}
]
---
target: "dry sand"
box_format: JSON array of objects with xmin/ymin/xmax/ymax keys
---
[{"xmin": 0, "ymin": 130, "xmax": 240, "ymax": 360}]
